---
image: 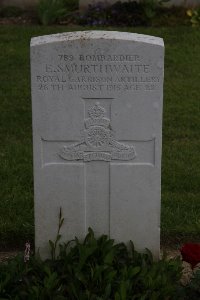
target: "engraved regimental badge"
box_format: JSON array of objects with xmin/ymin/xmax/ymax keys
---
[{"xmin": 59, "ymin": 103, "xmax": 136, "ymax": 162}]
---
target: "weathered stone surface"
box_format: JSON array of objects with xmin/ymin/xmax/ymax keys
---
[{"xmin": 31, "ymin": 31, "xmax": 164, "ymax": 258}]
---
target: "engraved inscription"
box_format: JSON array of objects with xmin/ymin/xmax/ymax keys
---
[
  {"xmin": 36, "ymin": 51, "xmax": 161, "ymax": 92},
  {"xmin": 59, "ymin": 103, "xmax": 136, "ymax": 162}
]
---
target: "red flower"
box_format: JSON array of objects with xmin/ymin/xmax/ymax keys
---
[{"xmin": 180, "ymin": 243, "xmax": 200, "ymax": 269}]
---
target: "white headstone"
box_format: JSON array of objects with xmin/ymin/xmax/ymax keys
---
[{"xmin": 31, "ymin": 31, "xmax": 164, "ymax": 258}]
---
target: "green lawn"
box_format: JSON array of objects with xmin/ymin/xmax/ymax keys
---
[{"xmin": 0, "ymin": 25, "xmax": 200, "ymax": 249}]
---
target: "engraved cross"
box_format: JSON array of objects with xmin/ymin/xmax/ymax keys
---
[{"xmin": 42, "ymin": 98, "xmax": 155, "ymax": 236}]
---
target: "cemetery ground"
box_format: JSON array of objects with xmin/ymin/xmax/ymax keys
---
[
  {"xmin": 0, "ymin": 25, "xmax": 200, "ymax": 250},
  {"xmin": 0, "ymin": 25, "xmax": 200, "ymax": 299}
]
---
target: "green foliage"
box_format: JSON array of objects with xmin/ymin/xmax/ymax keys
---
[
  {"xmin": 37, "ymin": 0, "xmax": 78, "ymax": 25},
  {"xmin": 63, "ymin": 0, "xmax": 78, "ymax": 12},
  {"xmin": 49, "ymin": 208, "xmax": 64, "ymax": 260},
  {"xmin": 78, "ymin": 1, "xmax": 146, "ymax": 27},
  {"xmin": 140, "ymin": 0, "xmax": 169, "ymax": 23},
  {"xmin": 79, "ymin": 0, "xmax": 174, "ymax": 27},
  {"xmin": 0, "ymin": 229, "xmax": 183, "ymax": 299},
  {"xmin": 0, "ymin": 6, "xmax": 24, "ymax": 18},
  {"xmin": 187, "ymin": 8, "xmax": 200, "ymax": 27},
  {"xmin": 37, "ymin": 0, "xmax": 66, "ymax": 25}
]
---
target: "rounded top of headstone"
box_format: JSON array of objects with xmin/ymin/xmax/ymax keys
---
[{"xmin": 31, "ymin": 31, "xmax": 164, "ymax": 47}]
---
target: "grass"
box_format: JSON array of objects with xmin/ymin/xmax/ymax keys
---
[{"xmin": 0, "ymin": 25, "xmax": 200, "ymax": 249}]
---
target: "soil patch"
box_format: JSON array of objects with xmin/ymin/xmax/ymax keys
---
[{"xmin": 0, "ymin": 251, "xmax": 20, "ymax": 263}]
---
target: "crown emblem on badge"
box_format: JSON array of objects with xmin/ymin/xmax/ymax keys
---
[
  {"xmin": 85, "ymin": 102, "xmax": 110, "ymax": 129},
  {"xmin": 88, "ymin": 103, "xmax": 105, "ymax": 119}
]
